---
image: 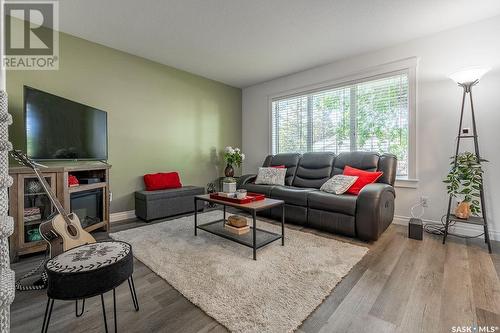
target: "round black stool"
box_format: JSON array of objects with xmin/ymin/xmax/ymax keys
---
[{"xmin": 41, "ymin": 241, "xmax": 139, "ymax": 333}]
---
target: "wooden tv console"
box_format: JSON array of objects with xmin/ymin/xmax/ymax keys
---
[{"xmin": 8, "ymin": 162, "xmax": 111, "ymax": 262}]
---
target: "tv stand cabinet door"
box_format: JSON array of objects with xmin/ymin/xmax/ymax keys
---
[{"xmin": 14, "ymin": 172, "xmax": 57, "ymax": 260}]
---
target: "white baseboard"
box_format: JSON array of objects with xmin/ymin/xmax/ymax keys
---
[
  {"xmin": 110, "ymin": 210, "xmax": 136, "ymax": 222},
  {"xmin": 393, "ymin": 215, "xmax": 500, "ymax": 241}
]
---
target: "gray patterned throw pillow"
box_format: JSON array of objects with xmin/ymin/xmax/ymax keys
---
[
  {"xmin": 320, "ymin": 175, "xmax": 358, "ymax": 195},
  {"xmin": 254, "ymin": 167, "xmax": 287, "ymax": 186}
]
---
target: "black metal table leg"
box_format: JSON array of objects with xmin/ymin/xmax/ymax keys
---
[
  {"xmin": 223, "ymin": 205, "xmax": 226, "ymax": 225},
  {"xmin": 100, "ymin": 291, "xmax": 117, "ymax": 333},
  {"xmin": 252, "ymin": 210, "xmax": 257, "ymax": 260},
  {"xmin": 128, "ymin": 276, "xmax": 140, "ymax": 311},
  {"xmin": 75, "ymin": 299, "xmax": 85, "ymax": 317},
  {"xmin": 41, "ymin": 298, "xmax": 50, "ymax": 333},
  {"xmin": 101, "ymin": 294, "xmax": 109, "ymax": 333},
  {"xmin": 41, "ymin": 298, "xmax": 54, "ymax": 333},
  {"xmin": 484, "ymin": 218, "xmax": 492, "ymax": 253},
  {"xmin": 113, "ymin": 289, "xmax": 117, "ymax": 333},
  {"xmin": 442, "ymin": 212, "xmax": 451, "ymax": 244},
  {"xmin": 281, "ymin": 204, "xmax": 285, "ymax": 246},
  {"xmin": 194, "ymin": 197, "xmax": 198, "ymax": 236}
]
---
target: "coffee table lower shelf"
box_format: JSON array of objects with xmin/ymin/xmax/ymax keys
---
[
  {"xmin": 196, "ymin": 219, "xmax": 282, "ymax": 250},
  {"xmin": 194, "ymin": 194, "xmax": 285, "ymax": 260}
]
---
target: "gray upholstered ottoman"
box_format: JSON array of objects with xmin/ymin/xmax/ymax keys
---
[{"xmin": 135, "ymin": 186, "xmax": 205, "ymax": 221}]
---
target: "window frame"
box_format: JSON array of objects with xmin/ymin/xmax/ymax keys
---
[{"xmin": 267, "ymin": 57, "xmax": 418, "ymax": 186}]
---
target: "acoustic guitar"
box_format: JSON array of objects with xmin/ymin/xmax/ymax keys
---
[{"xmin": 11, "ymin": 150, "xmax": 96, "ymax": 258}]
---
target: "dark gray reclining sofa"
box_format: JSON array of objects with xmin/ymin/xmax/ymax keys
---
[{"xmin": 238, "ymin": 151, "xmax": 397, "ymax": 241}]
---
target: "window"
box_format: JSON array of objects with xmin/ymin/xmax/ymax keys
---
[{"xmin": 271, "ymin": 71, "xmax": 411, "ymax": 178}]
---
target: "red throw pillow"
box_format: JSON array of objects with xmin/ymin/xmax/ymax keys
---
[
  {"xmin": 343, "ymin": 166, "xmax": 383, "ymax": 195},
  {"xmin": 271, "ymin": 165, "xmax": 286, "ymax": 168},
  {"xmin": 144, "ymin": 172, "xmax": 182, "ymax": 191}
]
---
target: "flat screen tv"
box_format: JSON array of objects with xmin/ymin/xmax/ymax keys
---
[{"xmin": 24, "ymin": 86, "xmax": 108, "ymax": 160}]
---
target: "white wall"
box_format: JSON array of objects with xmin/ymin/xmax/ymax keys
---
[{"xmin": 242, "ymin": 15, "xmax": 500, "ymax": 239}]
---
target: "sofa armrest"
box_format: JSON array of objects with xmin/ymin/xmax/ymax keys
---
[
  {"xmin": 237, "ymin": 174, "xmax": 257, "ymax": 188},
  {"xmin": 355, "ymin": 183, "xmax": 395, "ymax": 241}
]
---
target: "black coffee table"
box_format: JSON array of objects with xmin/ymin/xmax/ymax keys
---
[{"xmin": 194, "ymin": 194, "xmax": 285, "ymax": 260}]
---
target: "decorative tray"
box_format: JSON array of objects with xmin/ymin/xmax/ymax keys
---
[{"xmin": 209, "ymin": 192, "xmax": 265, "ymax": 204}]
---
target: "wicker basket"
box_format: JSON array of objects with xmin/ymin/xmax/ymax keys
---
[{"xmin": 227, "ymin": 215, "xmax": 247, "ymax": 228}]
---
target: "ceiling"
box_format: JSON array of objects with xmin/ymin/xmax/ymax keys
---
[{"xmin": 57, "ymin": 0, "xmax": 500, "ymax": 87}]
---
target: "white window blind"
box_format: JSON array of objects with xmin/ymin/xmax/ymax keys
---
[{"xmin": 272, "ymin": 72, "xmax": 409, "ymax": 177}]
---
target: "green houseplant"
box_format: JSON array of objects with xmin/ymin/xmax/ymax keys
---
[{"xmin": 443, "ymin": 152, "xmax": 486, "ymax": 216}]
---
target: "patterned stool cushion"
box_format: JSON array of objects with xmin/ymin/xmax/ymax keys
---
[{"xmin": 45, "ymin": 241, "xmax": 133, "ymax": 300}]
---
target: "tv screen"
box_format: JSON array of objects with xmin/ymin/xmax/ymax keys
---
[{"xmin": 25, "ymin": 86, "xmax": 108, "ymax": 160}]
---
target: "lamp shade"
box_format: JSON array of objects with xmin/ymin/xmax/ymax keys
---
[{"xmin": 448, "ymin": 67, "xmax": 490, "ymax": 84}]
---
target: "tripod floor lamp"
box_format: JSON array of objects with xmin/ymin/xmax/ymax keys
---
[{"xmin": 442, "ymin": 67, "xmax": 492, "ymax": 253}]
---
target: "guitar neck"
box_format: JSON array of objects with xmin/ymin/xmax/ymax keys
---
[{"xmin": 32, "ymin": 168, "xmax": 69, "ymax": 220}]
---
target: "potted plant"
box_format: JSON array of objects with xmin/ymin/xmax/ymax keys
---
[
  {"xmin": 223, "ymin": 146, "xmax": 245, "ymax": 177},
  {"xmin": 222, "ymin": 177, "xmax": 237, "ymax": 194},
  {"xmin": 443, "ymin": 152, "xmax": 486, "ymax": 218}
]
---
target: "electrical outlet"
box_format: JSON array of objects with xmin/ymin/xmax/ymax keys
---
[
  {"xmin": 109, "ymin": 192, "xmax": 113, "ymax": 202},
  {"xmin": 420, "ymin": 196, "xmax": 428, "ymax": 207}
]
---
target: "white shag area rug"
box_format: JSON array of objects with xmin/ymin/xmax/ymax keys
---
[{"xmin": 110, "ymin": 210, "xmax": 367, "ymax": 333}]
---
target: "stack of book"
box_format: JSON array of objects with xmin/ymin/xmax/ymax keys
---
[
  {"xmin": 24, "ymin": 207, "xmax": 41, "ymax": 223},
  {"xmin": 224, "ymin": 223, "xmax": 250, "ymax": 235},
  {"xmin": 224, "ymin": 215, "xmax": 249, "ymax": 235}
]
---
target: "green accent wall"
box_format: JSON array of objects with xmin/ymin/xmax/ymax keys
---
[{"xmin": 6, "ymin": 28, "xmax": 242, "ymax": 213}]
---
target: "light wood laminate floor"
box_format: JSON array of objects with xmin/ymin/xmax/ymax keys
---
[{"xmin": 10, "ymin": 212, "xmax": 500, "ymax": 333}]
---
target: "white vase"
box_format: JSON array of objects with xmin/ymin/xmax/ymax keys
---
[{"xmin": 222, "ymin": 182, "xmax": 237, "ymax": 193}]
